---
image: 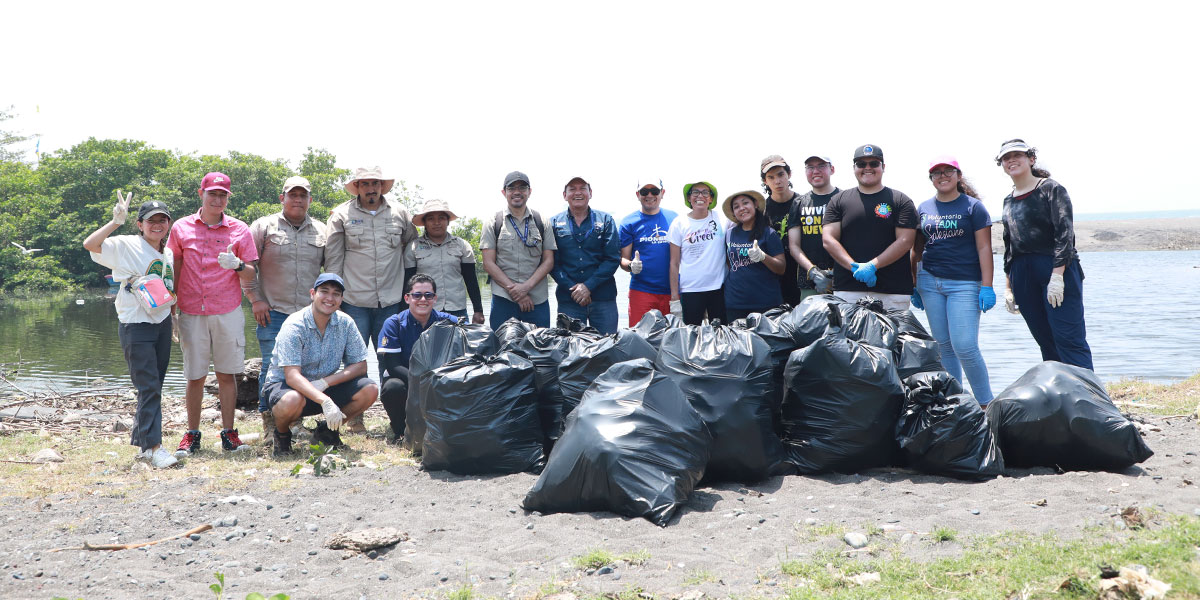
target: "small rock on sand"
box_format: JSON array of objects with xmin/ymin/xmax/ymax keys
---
[{"xmin": 33, "ymin": 449, "xmax": 64, "ymax": 463}]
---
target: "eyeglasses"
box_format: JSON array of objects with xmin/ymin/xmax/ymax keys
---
[
  {"xmin": 505, "ymin": 184, "xmax": 530, "ymax": 193},
  {"xmin": 407, "ymin": 292, "xmax": 436, "ymax": 300},
  {"xmin": 854, "ymin": 160, "xmax": 881, "ymax": 169},
  {"xmin": 688, "ymin": 189, "xmax": 712, "ymax": 198},
  {"xmin": 804, "ymin": 164, "xmax": 830, "ymax": 172},
  {"xmin": 638, "ymin": 188, "xmax": 661, "ymax": 197},
  {"xmin": 930, "ymin": 169, "xmax": 958, "ymax": 179}
]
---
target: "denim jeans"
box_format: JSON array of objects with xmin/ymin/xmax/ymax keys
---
[
  {"xmin": 556, "ymin": 297, "xmax": 619, "ymax": 334},
  {"xmin": 489, "ymin": 296, "xmax": 550, "ymax": 330},
  {"xmin": 916, "ymin": 269, "xmax": 993, "ymax": 404},
  {"xmin": 255, "ymin": 309, "xmax": 290, "ymax": 412},
  {"xmin": 341, "ymin": 302, "xmax": 402, "ymax": 350}
]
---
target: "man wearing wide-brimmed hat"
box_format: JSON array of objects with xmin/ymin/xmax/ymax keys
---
[
  {"xmin": 403, "ymin": 198, "xmax": 484, "ymax": 324},
  {"xmin": 326, "ymin": 166, "xmax": 418, "ymax": 350}
]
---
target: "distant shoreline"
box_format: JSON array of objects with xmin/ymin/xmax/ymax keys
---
[{"xmin": 992, "ymin": 216, "xmax": 1200, "ymax": 253}]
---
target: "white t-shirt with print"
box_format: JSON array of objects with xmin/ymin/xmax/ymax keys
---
[
  {"xmin": 90, "ymin": 235, "xmax": 175, "ymax": 324},
  {"xmin": 667, "ymin": 212, "xmax": 727, "ymax": 293}
]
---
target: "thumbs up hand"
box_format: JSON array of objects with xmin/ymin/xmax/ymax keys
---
[
  {"xmin": 746, "ymin": 239, "xmax": 766, "ymax": 263},
  {"xmin": 630, "ymin": 250, "xmax": 643, "ymax": 274},
  {"xmin": 217, "ymin": 242, "xmax": 243, "ymax": 270}
]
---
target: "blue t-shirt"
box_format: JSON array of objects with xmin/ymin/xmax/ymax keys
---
[
  {"xmin": 723, "ymin": 226, "xmax": 784, "ymax": 310},
  {"xmin": 618, "ymin": 208, "xmax": 677, "ymax": 295},
  {"xmin": 918, "ymin": 194, "xmax": 992, "ymax": 281},
  {"xmin": 377, "ymin": 309, "xmax": 458, "ymax": 368}
]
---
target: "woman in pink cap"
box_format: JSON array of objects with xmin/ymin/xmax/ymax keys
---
[{"xmin": 909, "ymin": 157, "xmax": 995, "ymax": 404}]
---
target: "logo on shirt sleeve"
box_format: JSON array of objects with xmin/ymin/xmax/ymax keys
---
[{"xmin": 380, "ymin": 336, "xmax": 389, "ymax": 346}]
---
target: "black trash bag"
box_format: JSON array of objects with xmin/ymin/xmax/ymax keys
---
[
  {"xmin": 421, "ymin": 352, "xmax": 543, "ymax": 475},
  {"xmin": 522, "ymin": 359, "xmax": 711, "ymax": 526},
  {"xmin": 656, "ymin": 323, "xmax": 793, "ymax": 482},
  {"xmin": 557, "ymin": 329, "xmax": 657, "ymax": 425},
  {"xmin": 732, "ymin": 307, "xmax": 799, "ymax": 432},
  {"xmin": 555, "ymin": 312, "xmax": 601, "ymax": 334},
  {"xmin": 783, "ymin": 294, "xmax": 847, "ymax": 348},
  {"xmin": 406, "ymin": 321, "xmax": 498, "ymax": 455},
  {"xmin": 896, "ymin": 371, "xmax": 1004, "ymax": 480},
  {"xmin": 895, "ymin": 332, "xmax": 944, "ymax": 379},
  {"xmin": 986, "ymin": 361, "xmax": 1153, "ymax": 471},
  {"xmin": 888, "ymin": 308, "xmax": 932, "ymax": 338},
  {"xmin": 840, "ymin": 297, "xmax": 898, "ymax": 350},
  {"xmin": 495, "ymin": 318, "xmax": 537, "ymax": 352},
  {"xmin": 781, "ymin": 303, "xmax": 905, "ymax": 474},
  {"xmin": 629, "ymin": 309, "xmax": 683, "ymax": 350},
  {"xmin": 517, "ymin": 326, "xmax": 604, "ymax": 456}
]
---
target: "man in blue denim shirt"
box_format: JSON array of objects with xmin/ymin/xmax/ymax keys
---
[
  {"xmin": 261, "ymin": 274, "xmax": 378, "ymax": 456},
  {"xmin": 551, "ymin": 176, "xmax": 620, "ymax": 333}
]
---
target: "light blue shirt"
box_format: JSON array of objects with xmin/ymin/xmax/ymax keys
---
[{"xmin": 264, "ymin": 306, "xmax": 368, "ymax": 386}]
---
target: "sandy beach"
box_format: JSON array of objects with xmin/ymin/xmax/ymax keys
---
[{"xmin": 993, "ymin": 217, "xmax": 1200, "ymax": 253}]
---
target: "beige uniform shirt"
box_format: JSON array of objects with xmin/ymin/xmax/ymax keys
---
[
  {"xmin": 404, "ymin": 234, "xmax": 475, "ymax": 312},
  {"xmin": 325, "ymin": 198, "xmax": 417, "ymax": 307},
  {"xmin": 480, "ymin": 207, "xmax": 557, "ymax": 304},
  {"xmin": 246, "ymin": 213, "xmax": 328, "ymax": 314}
]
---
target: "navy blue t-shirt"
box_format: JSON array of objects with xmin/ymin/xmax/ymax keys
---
[
  {"xmin": 724, "ymin": 226, "xmax": 784, "ymax": 310},
  {"xmin": 618, "ymin": 209, "xmax": 677, "ymax": 295},
  {"xmin": 918, "ymin": 194, "xmax": 992, "ymax": 281},
  {"xmin": 377, "ymin": 309, "xmax": 458, "ymax": 368}
]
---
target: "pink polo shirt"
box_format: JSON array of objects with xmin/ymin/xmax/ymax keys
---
[{"xmin": 167, "ymin": 210, "xmax": 259, "ymax": 315}]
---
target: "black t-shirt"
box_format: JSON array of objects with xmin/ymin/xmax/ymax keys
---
[
  {"xmin": 765, "ymin": 192, "xmax": 800, "ymax": 301},
  {"xmin": 824, "ymin": 187, "xmax": 918, "ymax": 295},
  {"xmin": 786, "ymin": 188, "xmax": 839, "ymax": 288}
]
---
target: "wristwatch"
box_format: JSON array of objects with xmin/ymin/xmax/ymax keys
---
[{"xmin": 234, "ymin": 259, "xmax": 245, "ymax": 272}]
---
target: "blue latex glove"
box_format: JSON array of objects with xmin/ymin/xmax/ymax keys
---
[
  {"xmin": 850, "ymin": 262, "xmax": 877, "ymax": 287},
  {"xmin": 979, "ymin": 286, "xmax": 997, "ymax": 312},
  {"xmin": 910, "ymin": 289, "xmax": 924, "ymax": 310}
]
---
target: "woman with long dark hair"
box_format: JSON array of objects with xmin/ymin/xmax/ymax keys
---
[
  {"xmin": 997, "ymin": 139, "xmax": 1093, "ymax": 370},
  {"xmin": 721, "ymin": 189, "xmax": 786, "ymax": 322},
  {"xmin": 668, "ymin": 181, "xmax": 727, "ymax": 325},
  {"xmin": 910, "ymin": 157, "xmax": 995, "ymax": 404}
]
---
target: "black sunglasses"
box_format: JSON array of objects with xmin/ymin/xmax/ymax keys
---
[
  {"xmin": 854, "ymin": 160, "xmax": 882, "ymax": 169},
  {"xmin": 407, "ymin": 292, "xmax": 436, "ymax": 300},
  {"xmin": 638, "ymin": 188, "xmax": 661, "ymax": 197}
]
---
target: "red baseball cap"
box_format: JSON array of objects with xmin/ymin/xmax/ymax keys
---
[{"xmin": 200, "ymin": 172, "xmax": 233, "ymax": 194}]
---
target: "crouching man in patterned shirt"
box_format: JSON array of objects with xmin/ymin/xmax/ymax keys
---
[{"xmin": 260, "ymin": 273, "xmax": 378, "ymax": 456}]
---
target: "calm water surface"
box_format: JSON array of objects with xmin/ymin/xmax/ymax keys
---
[{"xmin": 2, "ymin": 250, "xmax": 1197, "ymax": 398}]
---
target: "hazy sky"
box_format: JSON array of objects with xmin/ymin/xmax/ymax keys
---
[{"xmin": 8, "ymin": 1, "xmax": 1198, "ymax": 221}]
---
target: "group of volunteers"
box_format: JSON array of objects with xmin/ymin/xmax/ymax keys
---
[{"xmin": 86, "ymin": 138, "xmax": 1093, "ymax": 470}]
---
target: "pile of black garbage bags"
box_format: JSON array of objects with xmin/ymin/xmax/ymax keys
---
[{"xmin": 406, "ymin": 299, "xmax": 1152, "ymax": 526}]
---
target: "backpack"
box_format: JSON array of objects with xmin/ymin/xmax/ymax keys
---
[{"xmin": 492, "ymin": 210, "xmax": 545, "ymax": 242}]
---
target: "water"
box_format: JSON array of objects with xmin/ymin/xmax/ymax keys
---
[{"xmin": 2, "ymin": 250, "xmax": 1198, "ymax": 398}]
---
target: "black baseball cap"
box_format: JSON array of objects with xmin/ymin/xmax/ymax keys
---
[
  {"xmin": 503, "ymin": 171, "xmax": 530, "ymax": 188},
  {"xmin": 137, "ymin": 200, "xmax": 171, "ymax": 221},
  {"xmin": 853, "ymin": 144, "xmax": 884, "ymax": 161}
]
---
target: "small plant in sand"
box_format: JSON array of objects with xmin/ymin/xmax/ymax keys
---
[
  {"xmin": 931, "ymin": 525, "xmax": 957, "ymax": 542},
  {"xmin": 621, "ymin": 549, "xmax": 651, "ymax": 565},
  {"xmin": 290, "ymin": 442, "xmax": 344, "ymax": 477},
  {"xmin": 209, "ymin": 571, "xmax": 290, "ymax": 600},
  {"xmin": 572, "ymin": 548, "xmax": 617, "ymax": 570}
]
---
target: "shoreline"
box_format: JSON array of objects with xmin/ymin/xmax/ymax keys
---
[{"xmin": 992, "ymin": 216, "xmax": 1200, "ymax": 253}]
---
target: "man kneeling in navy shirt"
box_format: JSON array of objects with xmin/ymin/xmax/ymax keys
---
[{"xmin": 377, "ymin": 273, "xmax": 458, "ymax": 443}]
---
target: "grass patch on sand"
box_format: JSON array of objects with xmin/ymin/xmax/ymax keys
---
[
  {"xmin": 931, "ymin": 525, "xmax": 957, "ymax": 543},
  {"xmin": 570, "ymin": 548, "xmax": 652, "ymax": 570},
  {"xmin": 778, "ymin": 515, "xmax": 1200, "ymax": 599},
  {"xmin": 1108, "ymin": 373, "xmax": 1200, "ymax": 417}
]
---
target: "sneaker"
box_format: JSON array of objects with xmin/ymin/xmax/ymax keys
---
[
  {"xmin": 143, "ymin": 446, "xmax": 179, "ymax": 468},
  {"xmin": 175, "ymin": 430, "xmax": 201, "ymax": 458},
  {"xmin": 313, "ymin": 421, "xmax": 345, "ymax": 449},
  {"xmin": 221, "ymin": 429, "xmax": 250, "ymax": 453},
  {"xmin": 272, "ymin": 429, "xmax": 293, "ymax": 457}
]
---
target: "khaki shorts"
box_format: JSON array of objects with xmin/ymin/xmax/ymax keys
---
[{"xmin": 179, "ymin": 309, "xmax": 246, "ymax": 380}]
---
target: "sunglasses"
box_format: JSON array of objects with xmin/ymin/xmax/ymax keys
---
[
  {"xmin": 854, "ymin": 160, "xmax": 882, "ymax": 169},
  {"xmin": 638, "ymin": 188, "xmax": 661, "ymax": 197},
  {"xmin": 407, "ymin": 292, "xmax": 436, "ymax": 300}
]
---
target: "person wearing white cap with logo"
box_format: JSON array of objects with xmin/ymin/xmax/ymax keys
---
[
  {"xmin": 785, "ymin": 154, "xmax": 841, "ymax": 301},
  {"xmin": 245, "ymin": 175, "xmax": 329, "ymax": 422},
  {"xmin": 619, "ymin": 176, "xmax": 677, "ymax": 326}
]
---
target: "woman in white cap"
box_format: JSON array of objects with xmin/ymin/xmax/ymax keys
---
[
  {"xmin": 83, "ymin": 193, "xmax": 179, "ymax": 468},
  {"xmin": 909, "ymin": 157, "xmax": 995, "ymax": 405},
  {"xmin": 667, "ymin": 181, "xmax": 727, "ymax": 325},
  {"xmin": 403, "ymin": 199, "xmax": 484, "ymax": 324},
  {"xmin": 721, "ymin": 189, "xmax": 786, "ymax": 322},
  {"xmin": 996, "ymin": 139, "xmax": 1092, "ymax": 370}
]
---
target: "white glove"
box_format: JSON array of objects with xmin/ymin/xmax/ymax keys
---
[
  {"xmin": 1046, "ymin": 273, "xmax": 1065, "ymax": 308},
  {"xmin": 112, "ymin": 190, "xmax": 132, "ymax": 225},
  {"xmin": 746, "ymin": 240, "xmax": 766, "ymax": 263},
  {"xmin": 630, "ymin": 250, "xmax": 643, "ymax": 275},
  {"xmin": 310, "ymin": 378, "xmax": 329, "ymax": 392},
  {"xmin": 1004, "ymin": 288, "xmax": 1020, "ymax": 314},
  {"xmin": 321, "ymin": 398, "xmax": 346, "ymax": 431},
  {"xmin": 669, "ymin": 299, "xmax": 682, "ymax": 318},
  {"xmin": 217, "ymin": 243, "xmax": 242, "ymax": 270}
]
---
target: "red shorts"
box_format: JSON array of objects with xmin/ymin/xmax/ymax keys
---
[{"xmin": 628, "ymin": 289, "xmax": 671, "ymax": 327}]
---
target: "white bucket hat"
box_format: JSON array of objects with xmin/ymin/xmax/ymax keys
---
[
  {"xmin": 412, "ymin": 199, "xmax": 459, "ymax": 227},
  {"xmin": 344, "ymin": 166, "xmax": 396, "ymax": 196}
]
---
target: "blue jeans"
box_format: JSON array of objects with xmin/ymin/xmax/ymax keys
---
[
  {"xmin": 556, "ymin": 297, "xmax": 619, "ymax": 334},
  {"xmin": 255, "ymin": 309, "xmax": 290, "ymax": 412},
  {"xmin": 489, "ymin": 296, "xmax": 550, "ymax": 330},
  {"xmin": 341, "ymin": 302, "xmax": 402, "ymax": 350},
  {"xmin": 916, "ymin": 270, "xmax": 994, "ymax": 405},
  {"xmin": 1008, "ymin": 254, "xmax": 1092, "ymax": 370}
]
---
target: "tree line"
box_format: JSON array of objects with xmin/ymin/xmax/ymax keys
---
[{"xmin": 0, "ymin": 108, "xmax": 482, "ymax": 292}]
